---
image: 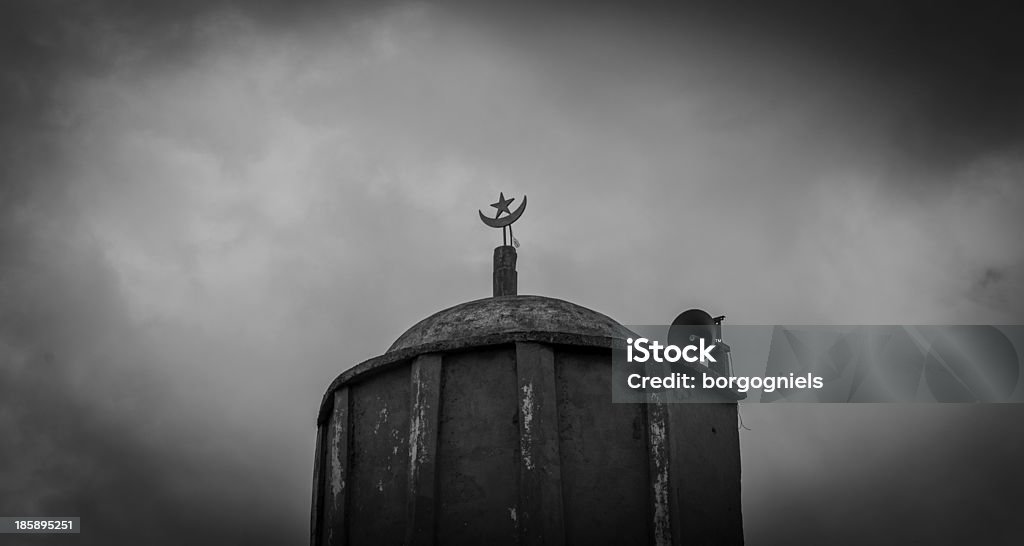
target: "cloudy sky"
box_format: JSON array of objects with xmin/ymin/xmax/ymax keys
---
[{"xmin": 2, "ymin": 1, "xmax": 1022, "ymax": 544}]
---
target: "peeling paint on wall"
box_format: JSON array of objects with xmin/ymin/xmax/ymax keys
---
[
  {"xmin": 374, "ymin": 407, "xmax": 389, "ymax": 435},
  {"xmin": 649, "ymin": 404, "xmax": 671, "ymax": 546},
  {"xmin": 409, "ymin": 371, "xmax": 429, "ymax": 487},
  {"xmin": 409, "ymin": 401, "xmax": 423, "ymax": 485},
  {"xmin": 520, "ymin": 382, "xmax": 535, "ymax": 470},
  {"xmin": 330, "ymin": 416, "xmax": 345, "ymax": 497}
]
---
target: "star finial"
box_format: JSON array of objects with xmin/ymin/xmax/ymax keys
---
[
  {"xmin": 489, "ymin": 192, "xmax": 515, "ymax": 219},
  {"xmin": 479, "ymin": 192, "xmax": 527, "ymax": 247}
]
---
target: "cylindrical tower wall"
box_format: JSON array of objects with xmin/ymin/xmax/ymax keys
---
[{"xmin": 311, "ymin": 297, "xmax": 743, "ymax": 546}]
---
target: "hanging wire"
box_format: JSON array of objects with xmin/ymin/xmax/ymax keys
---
[{"xmin": 738, "ymin": 404, "xmax": 751, "ymax": 431}]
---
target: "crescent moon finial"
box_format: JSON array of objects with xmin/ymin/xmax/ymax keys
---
[{"xmin": 479, "ymin": 192, "xmax": 527, "ymax": 246}]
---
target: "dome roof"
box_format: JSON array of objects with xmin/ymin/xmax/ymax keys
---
[
  {"xmin": 318, "ymin": 295, "xmax": 633, "ymax": 425},
  {"xmin": 387, "ymin": 295, "xmax": 632, "ymax": 354}
]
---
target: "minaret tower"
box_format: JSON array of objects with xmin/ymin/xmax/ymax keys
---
[{"xmin": 310, "ymin": 193, "xmax": 743, "ymax": 545}]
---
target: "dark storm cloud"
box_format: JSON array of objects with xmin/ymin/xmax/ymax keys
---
[
  {"xmin": 458, "ymin": 0, "xmax": 1024, "ymax": 183},
  {"xmin": 2, "ymin": 1, "xmax": 1023, "ymax": 545},
  {"xmin": 701, "ymin": 0, "xmax": 1024, "ymax": 182},
  {"xmin": 0, "ymin": 346, "xmax": 294, "ymax": 546},
  {"xmin": 0, "ymin": 2, "xmax": 371, "ymax": 544},
  {"xmin": 4, "ymin": 1, "xmax": 1021, "ymax": 176},
  {"xmin": 742, "ymin": 405, "xmax": 1024, "ymax": 545},
  {"xmin": 0, "ymin": 215, "xmax": 293, "ymax": 544}
]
